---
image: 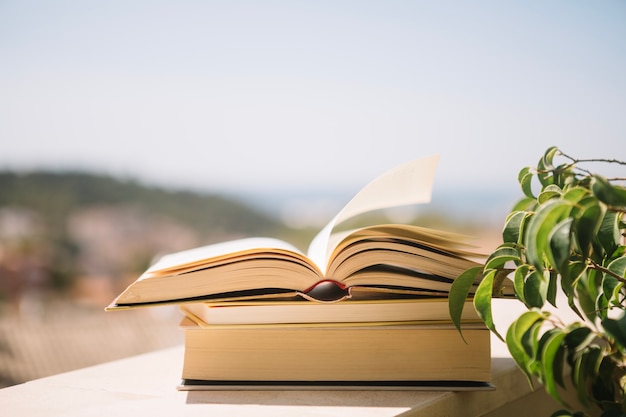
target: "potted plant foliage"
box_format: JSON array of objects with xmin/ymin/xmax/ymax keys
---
[{"xmin": 449, "ymin": 146, "xmax": 626, "ymax": 416}]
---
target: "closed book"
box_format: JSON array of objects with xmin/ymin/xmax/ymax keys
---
[
  {"xmin": 179, "ymin": 319, "xmax": 491, "ymax": 385},
  {"xmin": 181, "ymin": 298, "xmax": 480, "ymax": 326}
]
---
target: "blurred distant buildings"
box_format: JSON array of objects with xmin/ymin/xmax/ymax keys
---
[
  {"xmin": 66, "ymin": 206, "xmax": 201, "ymax": 305},
  {"xmin": 0, "ymin": 208, "xmax": 47, "ymax": 315},
  {"xmin": 0, "ymin": 204, "xmax": 203, "ymax": 312},
  {"xmin": 0, "ymin": 170, "xmax": 296, "ymax": 315}
]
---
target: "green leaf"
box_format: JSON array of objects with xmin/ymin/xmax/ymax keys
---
[
  {"xmin": 572, "ymin": 347, "xmax": 607, "ymax": 410},
  {"xmin": 591, "ymin": 175, "xmax": 626, "ymax": 208},
  {"xmin": 538, "ymin": 184, "xmax": 563, "ymax": 204},
  {"xmin": 514, "ymin": 265, "xmax": 531, "ymax": 306},
  {"xmin": 518, "ymin": 166, "xmax": 535, "ymax": 198},
  {"xmin": 525, "ymin": 199, "xmax": 573, "ymax": 272},
  {"xmin": 564, "ymin": 326, "xmax": 595, "ymax": 357},
  {"xmin": 553, "ymin": 163, "xmax": 572, "ymax": 188},
  {"xmin": 602, "ymin": 257, "xmax": 624, "ymax": 306},
  {"xmin": 541, "ymin": 329, "xmax": 567, "ymax": 402},
  {"xmin": 562, "ymin": 186, "xmax": 590, "ymax": 204},
  {"xmin": 492, "ymin": 269, "xmax": 512, "ymax": 297},
  {"xmin": 596, "ymin": 290, "xmax": 609, "ymax": 321},
  {"xmin": 524, "ymin": 320, "xmax": 546, "ymax": 378},
  {"xmin": 597, "ymin": 211, "xmax": 621, "ymax": 257},
  {"xmin": 552, "ymin": 336, "xmax": 568, "ymax": 391},
  {"xmin": 573, "ymin": 346, "xmax": 602, "ymax": 407},
  {"xmin": 602, "ymin": 311, "xmax": 626, "ymax": 350},
  {"xmin": 503, "ymin": 211, "xmax": 531, "ymax": 244},
  {"xmin": 484, "ymin": 245, "xmax": 521, "ymax": 270},
  {"xmin": 505, "ymin": 310, "xmax": 547, "ymax": 384},
  {"xmin": 607, "ymin": 256, "xmax": 626, "ymax": 278},
  {"xmin": 537, "ymin": 146, "xmax": 559, "ymax": 187},
  {"xmin": 547, "ymin": 270, "xmax": 558, "ymax": 307},
  {"xmin": 570, "ymin": 352, "xmax": 587, "ymax": 406},
  {"xmin": 582, "ymin": 345, "xmax": 604, "ymax": 398},
  {"xmin": 561, "ymin": 261, "xmax": 586, "ymax": 319},
  {"xmin": 601, "ymin": 275, "xmax": 621, "ymax": 307},
  {"xmin": 574, "ymin": 198, "xmax": 606, "ymax": 259},
  {"xmin": 547, "ymin": 218, "xmax": 573, "ymax": 275},
  {"xmin": 594, "ymin": 357, "xmax": 620, "ymax": 415},
  {"xmin": 577, "ymin": 270, "xmax": 599, "ymax": 323},
  {"xmin": 524, "ymin": 270, "xmax": 549, "ymax": 308},
  {"xmin": 449, "ymin": 266, "xmax": 482, "ymax": 339},
  {"xmin": 525, "ymin": 319, "xmax": 549, "ymax": 360},
  {"xmin": 473, "ymin": 269, "xmax": 502, "ymax": 340}
]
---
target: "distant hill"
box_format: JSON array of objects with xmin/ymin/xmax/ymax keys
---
[
  {"xmin": 0, "ymin": 171, "xmax": 286, "ymax": 237},
  {"xmin": 0, "ymin": 170, "xmax": 304, "ymax": 296}
]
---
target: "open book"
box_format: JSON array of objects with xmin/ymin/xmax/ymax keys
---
[{"xmin": 107, "ymin": 155, "xmax": 483, "ymax": 309}]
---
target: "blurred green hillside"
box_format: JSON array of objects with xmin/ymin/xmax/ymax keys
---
[{"xmin": 0, "ymin": 171, "xmax": 311, "ymax": 307}]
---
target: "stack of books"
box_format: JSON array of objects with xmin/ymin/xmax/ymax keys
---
[
  {"xmin": 107, "ymin": 155, "xmax": 493, "ymax": 390},
  {"xmin": 178, "ymin": 298, "xmax": 490, "ymax": 390}
]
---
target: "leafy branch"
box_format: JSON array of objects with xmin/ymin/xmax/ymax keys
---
[
  {"xmin": 449, "ymin": 146, "xmax": 626, "ymax": 417},
  {"xmin": 588, "ymin": 258, "xmax": 626, "ymax": 284}
]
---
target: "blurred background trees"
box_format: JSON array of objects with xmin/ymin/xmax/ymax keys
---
[{"xmin": 0, "ymin": 171, "xmax": 306, "ymax": 311}]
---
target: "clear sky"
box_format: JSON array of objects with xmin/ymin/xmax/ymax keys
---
[{"xmin": 1, "ymin": 0, "xmax": 625, "ymax": 198}]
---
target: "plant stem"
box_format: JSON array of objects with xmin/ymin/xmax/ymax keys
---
[{"xmin": 589, "ymin": 258, "xmax": 626, "ymax": 284}]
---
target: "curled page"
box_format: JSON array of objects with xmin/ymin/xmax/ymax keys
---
[{"xmin": 307, "ymin": 155, "xmax": 440, "ymax": 274}]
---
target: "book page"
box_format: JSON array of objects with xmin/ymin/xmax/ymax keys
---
[
  {"xmin": 307, "ymin": 155, "xmax": 440, "ymax": 274},
  {"xmin": 143, "ymin": 237, "xmax": 304, "ymax": 277}
]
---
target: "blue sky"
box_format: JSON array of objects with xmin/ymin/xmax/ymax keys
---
[{"xmin": 1, "ymin": 0, "xmax": 625, "ymax": 200}]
